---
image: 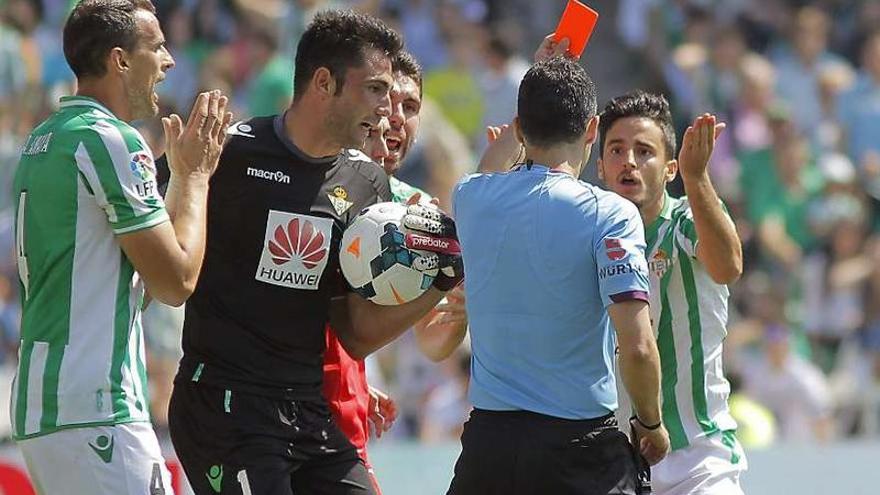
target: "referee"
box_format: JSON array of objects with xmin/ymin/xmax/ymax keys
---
[{"xmin": 447, "ymin": 56, "xmax": 670, "ymax": 494}]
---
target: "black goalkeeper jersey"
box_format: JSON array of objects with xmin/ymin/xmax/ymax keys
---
[{"xmin": 157, "ymin": 115, "xmax": 390, "ymax": 398}]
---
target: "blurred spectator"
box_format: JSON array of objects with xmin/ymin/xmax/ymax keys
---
[
  {"xmin": 666, "ymin": 24, "xmax": 747, "ymax": 121},
  {"xmin": 815, "ymin": 61, "xmax": 855, "ymax": 153},
  {"xmin": 0, "ymin": 274, "xmax": 20, "ymax": 367},
  {"xmin": 732, "ymin": 54, "xmax": 776, "ymax": 154},
  {"xmin": 743, "ymin": 324, "xmax": 834, "ymax": 443},
  {"xmin": 771, "ymin": 6, "xmax": 850, "ymax": 143},
  {"xmin": 726, "ymin": 372, "xmax": 778, "ymax": 449},
  {"xmin": 275, "ymin": 0, "xmax": 354, "ymax": 61},
  {"xmin": 741, "ymin": 119, "xmax": 823, "ymax": 272},
  {"xmin": 0, "ymin": 18, "xmax": 26, "ymax": 105},
  {"xmin": 477, "ymin": 33, "xmax": 528, "ymax": 148},
  {"xmin": 423, "ymin": 21, "xmax": 485, "ymax": 144},
  {"xmin": 802, "ymin": 158, "xmax": 871, "ymax": 373},
  {"xmin": 377, "ymin": 331, "xmax": 447, "ymax": 439},
  {"xmin": 665, "ymin": 23, "xmax": 749, "ymax": 197},
  {"xmin": 419, "ymin": 348, "xmax": 470, "ymax": 443},
  {"xmin": 837, "ymin": 31, "xmax": 880, "ymax": 184},
  {"xmin": 243, "ymin": 18, "xmax": 292, "ymax": 117},
  {"xmin": 156, "ymin": 4, "xmax": 198, "ymax": 113},
  {"xmin": 392, "ymin": 0, "xmax": 448, "ymax": 71}
]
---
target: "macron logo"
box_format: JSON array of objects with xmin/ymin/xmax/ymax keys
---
[{"xmin": 247, "ymin": 167, "xmax": 290, "ymax": 184}]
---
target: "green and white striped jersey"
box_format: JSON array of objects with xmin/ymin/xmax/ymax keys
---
[
  {"xmin": 646, "ymin": 192, "xmax": 740, "ymax": 459},
  {"xmin": 390, "ymin": 176, "xmax": 431, "ymax": 204},
  {"xmin": 11, "ymin": 96, "xmax": 168, "ymax": 439}
]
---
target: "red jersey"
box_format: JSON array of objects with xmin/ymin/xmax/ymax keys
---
[{"xmin": 322, "ymin": 325, "xmax": 371, "ymax": 462}]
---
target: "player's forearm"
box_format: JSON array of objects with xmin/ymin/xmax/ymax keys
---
[
  {"xmin": 342, "ymin": 288, "xmax": 447, "ymax": 359},
  {"xmin": 162, "ymin": 173, "xmax": 211, "ymax": 294},
  {"xmin": 609, "ymin": 301, "xmax": 662, "ymax": 425},
  {"xmin": 683, "ymin": 173, "xmax": 742, "ymax": 284},
  {"xmin": 414, "ymin": 313, "xmax": 467, "ymax": 362}
]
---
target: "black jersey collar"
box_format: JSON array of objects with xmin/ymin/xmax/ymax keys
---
[{"xmin": 273, "ymin": 112, "xmax": 339, "ymax": 165}]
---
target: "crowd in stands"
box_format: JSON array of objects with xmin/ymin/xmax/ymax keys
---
[{"xmin": 1, "ymin": 0, "xmax": 880, "ymax": 448}]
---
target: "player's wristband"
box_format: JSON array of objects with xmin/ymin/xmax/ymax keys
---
[{"xmin": 631, "ymin": 415, "xmax": 662, "ymax": 431}]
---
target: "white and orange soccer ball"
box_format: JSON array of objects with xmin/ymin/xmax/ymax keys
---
[{"xmin": 339, "ymin": 202, "xmax": 438, "ymax": 305}]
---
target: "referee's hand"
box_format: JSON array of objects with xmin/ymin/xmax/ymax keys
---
[{"xmin": 632, "ymin": 421, "xmax": 670, "ymax": 466}]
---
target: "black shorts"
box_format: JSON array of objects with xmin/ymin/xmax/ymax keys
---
[
  {"xmin": 447, "ymin": 409, "xmax": 642, "ymax": 495},
  {"xmin": 168, "ymin": 379, "xmax": 375, "ymax": 495}
]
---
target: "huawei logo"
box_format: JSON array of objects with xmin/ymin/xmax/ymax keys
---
[{"xmin": 268, "ymin": 218, "xmax": 328, "ymax": 269}]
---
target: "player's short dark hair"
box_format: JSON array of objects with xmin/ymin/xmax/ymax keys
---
[
  {"xmin": 293, "ymin": 9, "xmax": 402, "ymax": 100},
  {"xmin": 393, "ymin": 50, "xmax": 423, "ymax": 97},
  {"xmin": 63, "ymin": 0, "xmax": 156, "ymax": 79},
  {"xmin": 599, "ymin": 91, "xmax": 677, "ymax": 161},
  {"xmin": 517, "ymin": 56, "xmax": 597, "ymax": 148}
]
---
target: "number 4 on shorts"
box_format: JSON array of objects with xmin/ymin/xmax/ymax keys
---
[{"xmin": 150, "ymin": 463, "xmax": 165, "ymax": 495}]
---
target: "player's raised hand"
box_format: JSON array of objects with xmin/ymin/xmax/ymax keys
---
[
  {"xmin": 479, "ymin": 123, "xmax": 522, "ymax": 173},
  {"xmin": 368, "ymin": 386, "xmax": 398, "ymax": 438},
  {"xmin": 162, "ymin": 90, "xmax": 233, "ymax": 178},
  {"xmin": 534, "ymin": 33, "xmax": 574, "ymax": 63},
  {"xmin": 677, "ymin": 113, "xmax": 725, "ymax": 181}
]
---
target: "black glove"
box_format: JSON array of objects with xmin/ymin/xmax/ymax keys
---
[{"xmin": 403, "ymin": 204, "xmax": 464, "ymax": 291}]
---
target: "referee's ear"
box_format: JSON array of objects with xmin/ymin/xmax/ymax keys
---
[
  {"xmin": 585, "ymin": 115, "xmax": 600, "ymax": 146},
  {"xmin": 513, "ymin": 116, "xmax": 526, "ymax": 146}
]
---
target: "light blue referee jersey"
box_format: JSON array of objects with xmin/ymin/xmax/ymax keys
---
[{"xmin": 453, "ymin": 163, "xmax": 650, "ymax": 420}]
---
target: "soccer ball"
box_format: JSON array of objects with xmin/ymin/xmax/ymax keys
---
[{"xmin": 340, "ymin": 202, "xmax": 438, "ymax": 305}]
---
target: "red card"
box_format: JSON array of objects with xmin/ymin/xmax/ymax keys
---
[{"xmin": 553, "ymin": 0, "xmax": 599, "ymax": 58}]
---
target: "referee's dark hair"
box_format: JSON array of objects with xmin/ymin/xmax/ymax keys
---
[
  {"xmin": 293, "ymin": 10, "xmax": 403, "ymax": 100},
  {"xmin": 599, "ymin": 91, "xmax": 677, "ymax": 160},
  {"xmin": 63, "ymin": 0, "xmax": 156, "ymax": 79},
  {"xmin": 517, "ymin": 56, "xmax": 597, "ymax": 148}
]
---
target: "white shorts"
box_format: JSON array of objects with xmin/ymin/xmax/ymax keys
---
[
  {"xmin": 652, "ymin": 433, "xmax": 747, "ymax": 495},
  {"xmin": 17, "ymin": 422, "xmax": 173, "ymax": 495}
]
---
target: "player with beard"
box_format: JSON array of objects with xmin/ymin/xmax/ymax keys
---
[
  {"xmin": 11, "ymin": 1, "xmax": 230, "ymax": 493},
  {"xmin": 322, "ymin": 50, "xmax": 468, "ymax": 493},
  {"xmin": 597, "ymin": 92, "xmax": 746, "ymax": 495},
  {"xmin": 163, "ymin": 11, "xmax": 463, "ymax": 495},
  {"xmin": 321, "ymin": 41, "xmax": 581, "ymax": 491}
]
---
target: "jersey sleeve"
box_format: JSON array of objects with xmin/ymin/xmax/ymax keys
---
[
  {"xmin": 390, "ymin": 176, "xmax": 432, "ymax": 205},
  {"xmin": 77, "ymin": 120, "xmax": 168, "ymax": 234},
  {"xmin": 594, "ymin": 198, "xmax": 650, "ymax": 307}
]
